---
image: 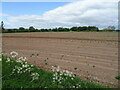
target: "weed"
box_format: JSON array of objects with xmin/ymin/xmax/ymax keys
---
[
  {"xmin": 36, "ymin": 54, "xmax": 39, "ymax": 56},
  {"xmin": 74, "ymin": 67, "xmax": 77, "ymax": 70},
  {"xmin": 45, "ymin": 62, "xmax": 48, "ymax": 65},
  {"xmin": 115, "ymin": 75, "xmax": 120, "ymax": 80}
]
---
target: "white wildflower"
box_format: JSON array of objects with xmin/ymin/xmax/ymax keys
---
[
  {"xmin": 52, "ymin": 65, "xmax": 75, "ymax": 85},
  {"xmin": 53, "ymin": 77, "xmax": 55, "ymax": 80},
  {"xmin": 10, "ymin": 51, "xmax": 18, "ymax": 58},
  {"xmin": 56, "ymin": 66, "xmax": 60, "ymax": 72},
  {"xmin": 60, "ymin": 73, "xmax": 63, "ymax": 76},
  {"xmin": 31, "ymin": 72, "xmax": 39, "ymax": 81},
  {"xmin": 16, "ymin": 59, "xmax": 22, "ymax": 63},
  {"xmin": 62, "ymin": 70, "xmax": 66, "ymax": 73},
  {"xmin": 52, "ymin": 66, "xmax": 56, "ymax": 72},
  {"xmin": 22, "ymin": 64, "xmax": 28, "ymax": 68},
  {"xmin": 31, "ymin": 65, "xmax": 33, "ymax": 67},
  {"xmin": 71, "ymin": 78, "xmax": 74, "ymax": 80},
  {"xmin": 73, "ymin": 86, "xmax": 75, "ymax": 88},
  {"xmin": 6, "ymin": 58, "xmax": 10, "ymax": 62},
  {"xmin": 68, "ymin": 73, "xmax": 71, "ymax": 77},
  {"xmin": 17, "ymin": 57, "xmax": 27, "ymax": 62},
  {"xmin": 79, "ymin": 84, "xmax": 81, "ymax": 87}
]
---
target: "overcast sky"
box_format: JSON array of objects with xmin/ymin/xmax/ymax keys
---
[{"xmin": 1, "ymin": 0, "xmax": 119, "ymax": 29}]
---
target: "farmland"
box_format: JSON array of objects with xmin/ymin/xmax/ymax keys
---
[{"xmin": 2, "ymin": 32, "xmax": 119, "ymax": 87}]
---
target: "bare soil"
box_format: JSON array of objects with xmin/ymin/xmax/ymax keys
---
[{"xmin": 2, "ymin": 32, "xmax": 119, "ymax": 87}]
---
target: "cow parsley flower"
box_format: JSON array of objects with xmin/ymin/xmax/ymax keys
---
[
  {"xmin": 6, "ymin": 58, "xmax": 10, "ymax": 62},
  {"xmin": 0, "ymin": 58, "xmax": 2, "ymax": 61},
  {"xmin": 17, "ymin": 57, "xmax": 27, "ymax": 62},
  {"xmin": 52, "ymin": 66, "xmax": 75, "ymax": 85},
  {"xmin": 10, "ymin": 51, "xmax": 18, "ymax": 58},
  {"xmin": 31, "ymin": 72, "xmax": 39, "ymax": 81}
]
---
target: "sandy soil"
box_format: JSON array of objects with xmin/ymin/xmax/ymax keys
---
[{"xmin": 2, "ymin": 32, "xmax": 119, "ymax": 87}]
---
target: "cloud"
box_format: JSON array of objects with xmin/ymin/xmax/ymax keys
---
[{"xmin": 3, "ymin": 0, "xmax": 119, "ymax": 29}]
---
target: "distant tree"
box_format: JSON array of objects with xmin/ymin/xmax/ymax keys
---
[
  {"xmin": 29, "ymin": 26, "xmax": 36, "ymax": 32},
  {"xmin": 70, "ymin": 27, "xmax": 78, "ymax": 31},
  {"xmin": 80, "ymin": 26, "xmax": 88, "ymax": 31},
  {"xmin": 48, "ymin": 29, "xmax": 52, "ymax": 32},
  {"xmin": 52, "ymin": 28, "xmax": 58, "ymax": 32},
  {"xmin": 88, "ymin": 26, "xmax": 99, "ymax": 32},
  {"xmin": 101, "ymin": 28, "xmax": 113, "ymax": 32},
  {"xmin": 35, "ymin": 29, "xmax": 38, "ymax": 32},
  {"xmin": 44, "ymin": 29, "xmax": 48, "ymax": 32},
  {"xmin": 14, "ymin": 29, "xmax": 19, "ymax": 32},
  {"xmin": 19, "ymin": 27, "xmax": 25, "ymax": 30},
  {"xmin": 64, "ymin": 28, "xmax": 70, "ymax": 32},
  {"xmin": 7, "ymin": 29, "xmax": 12, "ymax": 33},
  {"xmin": 57, "ymin": 27, "xmax": 65, "ymax": 32},
  {"xmin": 40, "ymin": 29, "xmax": 45, "ymax": 32},
  {"xmin": 1, "ymin": 21, "xmax": 5, "ymax": 32},
  {"xmin": 1, "ymin": 21, "xmax": 4, "ymax": 29},
  {"xmin": 108, "ymin": 26, "xmax": 115, "ymax": 30}
]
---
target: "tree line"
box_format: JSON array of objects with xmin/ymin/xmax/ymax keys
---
[
  {"xmin": 1, "ymin": 21, "xmax": 118, "ymax": 33},
  {"xmin": 2, "ymin": 26, "xmax": 118, "ymax": 33}
]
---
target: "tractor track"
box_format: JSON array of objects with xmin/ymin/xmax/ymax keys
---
[{"xmin": 2, "ymin": 35, "xmax": 119, "ymax": 42}]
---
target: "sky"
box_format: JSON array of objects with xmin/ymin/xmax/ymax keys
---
[
  {"xmin": 2, "ymin": 2, "xmax": 69, "ymax": 16},
  {"xmin": 1, "ymin": 0, "xmax": 119, "ymax": 29}
]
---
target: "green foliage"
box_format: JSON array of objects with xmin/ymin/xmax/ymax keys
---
[
  {"xmin": 2, "ymin": 26, "xmax": 101, "ymax": 33},
  {"xmin": 100, "ymin": 29, "xmax": 114, "ymax": 32},
  {"xmin": 19, "ymin": 27, "xmax": 25, "ymax": 30},
  {"xmin": 2, "ymin": 56, "xmax": 108, "ymax": 88},
  {"xmin": 29, "ymin": 26, "xmax": 36, "ymax": 32},
  {"xmin": 115, "ymin": 75, "xmax": 120, "ymax": 80},
  {"xmin": 0, "ymin": 59, "xmax": 2, "ymax": 89},
  {"xmin": 3, "ymin": 25, "xmax": 118, "ymax": 33},
  {"xmin": 108, "ymin": 26, "xmax": 115, "ymax": 30}
]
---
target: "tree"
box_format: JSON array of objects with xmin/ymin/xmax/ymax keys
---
[
  {"xmin": 57, "ymin": 27, "xmax": 65, "ymax": 32},
  {"xmin": 19, "ymin": 27, "xmax": 25, "ymax": 30},
  {"xmin": 108, "ymin": 26, "xmax": 115, "ymax": 30},
  {"xmin": 1, "ymin": 21, "xmax": 4, "ymax": 29},
  {"xmin": 70, "ymin": 27, "xmax": 78, "ymax": 31},
  {"xmin": 79, "ymin": 26, "xmax": 88, "ymax": 31},
  {"xmin": 87, "ymin": 26, "xmax": 99, "ymax": 32},
  {"xmin": 1, "ymin": 21, "xmax": 5, "ymax": 32},
  {"xmin": 52, "ymin": 28, "xmax": 58, "ymax": 32},
  {"xmin": 29, "ymin": 26, "xmax": 36, "ymax": 32},
  {"xmin": 64, "ymin": 28, "xmax": 70, "ymax": 32},
  {"xmin": 101, "ymin": 28, "xmax": 113, "ymax": 32}
]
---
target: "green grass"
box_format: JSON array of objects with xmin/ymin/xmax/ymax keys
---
[
  {"xmin": 0, "ymin": 61, "xmax": 2, "ymax": 89},
  {"xmin": 2, "ymin": 56, "xmax": 108, "ymax": 88}
]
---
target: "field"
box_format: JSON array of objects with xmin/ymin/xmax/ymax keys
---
[{"xmin": 2, "ymin": 32, "xmax": 119, "ymax": 87}]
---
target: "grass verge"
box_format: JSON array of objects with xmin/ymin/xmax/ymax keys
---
[{"xmin": 2, "ymin": 56, "xmax": 108, "ymax": 88}]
